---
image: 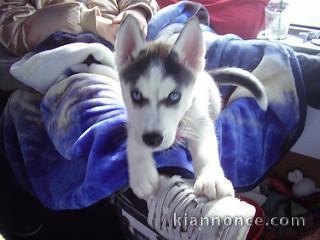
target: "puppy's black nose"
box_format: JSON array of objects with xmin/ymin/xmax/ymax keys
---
[{"xmin": 143, "ymin": 132, "xmax": 163, "ymax": 147}]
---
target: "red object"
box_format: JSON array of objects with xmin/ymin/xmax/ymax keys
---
[
  {"xmin": 302, "ymin": 228, "xmax": 320, "ymax": 240},
  {"xmin": 265, "ymin": 177, "xmax": 294, "ymax": 197},
  {"xmin": 158, "ymin": 0, "xmax": 270, "ymax": 39},
  {"xmin": 296, "ymin": 191, "xmax": 320, "ymax": 205},
  {"xmin": 240, "ymin": 196, "xmax": 266, "ymax": 240}
]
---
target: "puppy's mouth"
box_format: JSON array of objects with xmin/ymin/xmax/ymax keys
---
[
  {"xmin": 140, "ymin": 123, "xmax": 184, "ymax": 151},
  {"xmin": 150, "ymin": 132, "xmax": 178, "ymax": 151},
  {"xmin": 175, "ymin": 121, "xmax": 183, "ymax": 140}
]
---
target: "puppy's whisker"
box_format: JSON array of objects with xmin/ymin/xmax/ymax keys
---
[
  {"xmin": 180, "ymin": 128, "xmax": 200, "ymax": 138},
  {"xmin": 180, "ymin": 133, "xmax": 200, "ymax": 142},
  {"xmin": 173, "ymin": 138, "xmax": 186, "ymax": 148},
  {"xmin": 181, "ymin": 131, "xmax": 200, "ymax": 140},
  {"xmin": 180, "ymin": 116, "xmax": 197, "ymax": 126}
]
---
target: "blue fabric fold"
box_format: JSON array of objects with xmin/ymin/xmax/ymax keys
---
[{"xmin": 1, "ymin": 1, "xmax": 306, "ymax": 210}]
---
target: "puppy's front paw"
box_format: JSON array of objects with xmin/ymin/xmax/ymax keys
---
[
  {"xmin": 194, "ymin": 173, "xmax": 234, "ymax": 200},
  {"xmin": 130, "ymin": 166, "xmax": 159, "ymax": 200}
]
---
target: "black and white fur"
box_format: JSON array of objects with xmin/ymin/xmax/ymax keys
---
[{"xmin": 115, "ymin": 16, "xmax": 267, "ymax": 200}]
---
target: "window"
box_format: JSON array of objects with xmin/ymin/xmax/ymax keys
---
[
  {"xmin": 280, "ymin": 0, "xmax": 320, "ymax": 54},
  {"xmin": 289, "ymin": 0, "xmax": 320, "ymax": 29}
]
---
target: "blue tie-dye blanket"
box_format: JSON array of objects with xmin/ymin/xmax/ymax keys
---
[{"xmin": 0, "ymin": 2, "xmax": 306, "ymax": 210}]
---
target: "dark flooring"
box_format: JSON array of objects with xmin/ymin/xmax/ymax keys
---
[{"xmin": 0, "ymin": 152, "xmax": 125, "ymax": 240}]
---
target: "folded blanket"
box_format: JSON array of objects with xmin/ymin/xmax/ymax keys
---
[
  {"xmin": 9, "ymin": 42, "xmax": 116, "ymax": 94},
  {"xmin": 1, "ymin": 2, "xmax": 306, "ymax": 210}
]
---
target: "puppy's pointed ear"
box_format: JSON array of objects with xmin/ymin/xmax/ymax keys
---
[
  {"xmin": 172, "ymin": 17, "xmax": 205, "ymax": 72},
  {"xmin": 115, "ymin": 15, "xmax": 145, "ymax": 68}
]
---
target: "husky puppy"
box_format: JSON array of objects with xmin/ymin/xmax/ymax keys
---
[{"xmin": 115, "ymin": 16, "xmax": 267, "ymax": 200}]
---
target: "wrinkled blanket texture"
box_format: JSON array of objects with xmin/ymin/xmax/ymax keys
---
[{"xmin": 1, "ymin": 2, "xmax": 306, "ymax": 210}]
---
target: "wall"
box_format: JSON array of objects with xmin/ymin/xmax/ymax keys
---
[{"xmin": 291, "ymin": 106, "xmax": 320, "ymax": 159}]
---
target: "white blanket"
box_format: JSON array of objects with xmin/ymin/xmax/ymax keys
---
[{"xmin": 10, "ymin": 43, "xmax": 117, "ymax": 94}]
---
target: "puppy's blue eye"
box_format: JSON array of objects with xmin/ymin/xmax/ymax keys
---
[
  {"xmin": 131, "ymin": 89, "xmax": 144, "ymax": 104},
  {"xmin": 167, "ymin": 91, "xmax": 181, "ymax": 105}
]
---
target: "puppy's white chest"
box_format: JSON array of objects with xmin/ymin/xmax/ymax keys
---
[{"xmin": 192, "ymin": 71, "xmax": 222, "ymax": 120}]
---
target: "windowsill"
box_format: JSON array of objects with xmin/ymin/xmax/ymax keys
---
[
  {"xmin": 281, "ymin": 26, "xmax": 320, "ymax": 54},
  {"xmin": 258, "ymin": 26, "xmax": 320, "ymax": 55}
]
